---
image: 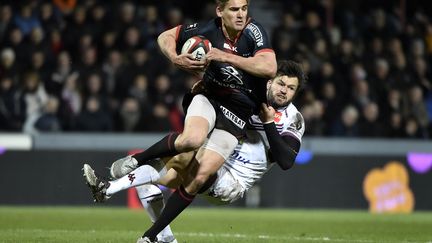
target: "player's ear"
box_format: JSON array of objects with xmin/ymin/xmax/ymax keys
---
[
  {"xmin": 216, "ymin": 6, "xmax": 223, "ymax": 17},
  {"xmin": 266, "ymin": 80, "xmax": 272, "ymax": 90}
]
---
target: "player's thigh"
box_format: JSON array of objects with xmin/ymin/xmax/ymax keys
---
[
  {"xmin": 201, "ymin": 128, "xmax": 238, "ymax": 162},
  {"xmin": 182, "ymin": 94, "xmax": 216, "ymax": 137},
  {"xmin": 194, "ymin": 128, "xmax": 238, "ymax": 176}
]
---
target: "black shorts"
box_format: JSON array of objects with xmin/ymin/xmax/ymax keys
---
[{"xmin": 182, "ymin": 92, "xmax": 256, "ymax": 139}]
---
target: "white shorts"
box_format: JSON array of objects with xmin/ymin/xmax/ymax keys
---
[
  {"xmin": 200, "ymin": 166, "xmax": 246, "ymax": 205},
  {"xmin": 202, "ymin": 128, "xmax": 238, "ymax": 160},
  {"xmin": 185, "ymin": 94, "xmax": 216, "ymax": 131}
]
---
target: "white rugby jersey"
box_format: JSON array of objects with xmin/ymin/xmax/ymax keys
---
[{"xmin": 223, "ymin": 103, "xmax": 305, "ymax": 190}]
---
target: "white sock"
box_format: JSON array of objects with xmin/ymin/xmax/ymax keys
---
[
  {"xmin": 106, "ymin": 160, "xmax": 167, "ymax": 196},
  {"xmin": 136, "ymin": 184, "xmax": 175, "ymax": 242}
]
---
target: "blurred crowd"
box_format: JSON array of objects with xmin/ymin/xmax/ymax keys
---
[{"xmin": 0, "ymin": 0, "xmax": 431, "ymax": 139}]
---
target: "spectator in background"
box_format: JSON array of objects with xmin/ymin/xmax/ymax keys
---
[
  {"xmin": 386, "ymin": 112, "xmax": 404, "ymax": 138},
  {"xmin": 0, "ymin": 76, "xmax": 23, "ymax": 131},
  {"xmin": 30, "ymin": 51, "xmax": 50, "ymax": 85},
  {"xmin": 151, "ymin": 74, "xmax": 176, "ymax": 109},
  {"xmin": 49, "ymin": 29, "xmax": 64, "ymax": 56},
  {"xmin": 5, "ymin": 28, "xmax": 28, "ymax": 68},
  {"xmin": 24, "ymin": 95, "xmax": 62, "ymax": 133},
  {"xmin": 0, "ymin": 5, "xmax": 13, "ymax": 42},
  {"xmin": 39, "ymin": 2, "xmax": 61, "ymax": 34},
  {"xmin": 62, "ymin": 6, "xmax": 90, "ymax": 57},
  {"xmin": 88, "ymin": 4, "xmax": 107, "ymax": 46},
  {"xmin": 0, "ymin": 48, "xmax": 19, "ymax": 81},
  {"xmin": 141, "ymin": 5, "xmax": 165, "ymax": 49},
  {"xmin": 411, "ymin": 57, "xmax": 431, "ymax": 95},
  {"xmin": 369, "ymin": 58, "xmax": 392, "ymax": 104},
  {"xmin": 351, "ymin": 79, "xmax": 376, "ymax": 111},
  {"xmin": 117, "ymin": 97, "xmax": 149, "ymax": 132},
  {"xmin": 404, "ymin": 116, "xmax": 425, "ymax": 139},
  {"xmin": 102, "ymin": 49, "xmax": 125, "ymax": 95},
  {"xmin": 128, "ymin": 74, "xmax": 150, "ymax": 107},
  {"xmin": 381, "ymin": 88, "xmax": 404, "ymax": 124},
  {"xmin": 404, "ymin": 85, "xmax": 429, "ymax": 131},
  {"xmin": 19, "ymin": 71, "xmax": 49, "ymax": 129},
  {"xmin": 13, "ymin": 4, "xmax": 41, "ymax": 37},
  {"xmin": 74, "ymin": 96, "xmax": 112, "ymax": 131},
  {"xmin": 358, "ymin": 102, "xmax": 383, "ymax": 137},
  {"xmin": 271, "ymin": 12, "xmax": 299, "ymax": 55},
  {"xmin": 60, "ymin": 70, "xmax": 81, "ymax": 130},
  {"xmin": 330, "ymin": 104, "xmax": 359, "ymax": 137},
  {"xmin": 48, "ymin": 51, "xmax": 78, "ymax": 96},
  {"xmin": 301, "ymin": 100, "xmax": 326, "ymax": 136},
  {"xmin": 320, "ymin": 81, "xmax": 342, "ymax": 132},
  {"xmin": 82, "ymin": 72, "xmax": 110, "ymax": 113}
]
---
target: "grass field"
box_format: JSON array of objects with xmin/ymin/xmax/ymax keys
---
[{"xmin": 0, "ymin": 206, "xmax": 431, "ymax": 243}]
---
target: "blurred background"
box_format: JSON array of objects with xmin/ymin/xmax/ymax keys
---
[{"xmin": 0, "ymin": 0, "xmax": 431, "ymax": 212}]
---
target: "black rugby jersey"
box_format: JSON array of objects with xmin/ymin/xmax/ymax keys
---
[{"xmin": 175, "ymin": 17, "xmax": 274, "ymax": 111}]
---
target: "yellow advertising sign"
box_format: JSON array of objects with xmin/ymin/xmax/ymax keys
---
[{"xmin": 363, "ymin": 162, "xmax": 414, "ymax": 213}]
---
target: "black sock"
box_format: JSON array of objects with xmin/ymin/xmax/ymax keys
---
[
  {"xmin": 143, "ymin": 186, "xmax": 195, "ymax": 241},
  {"xmin": 133, "ymin": 132, "xmax": 179, "ymax": 166}
]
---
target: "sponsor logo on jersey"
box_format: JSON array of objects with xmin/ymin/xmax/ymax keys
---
[
  {"xmin": 220, "ymin": 105, "xmax": 246, "ymax": 129},
  {"xmin": 231, "ymin": 150, "xmax": 251, "ymax": 164},
  {"xmin": 185, "ymin": 23, "xmax": 198, "ymax": 31},
  {"xmin": 246, "ymin": 23, "xmax": 264, "ymax": 47},
  {"xmin": 223, "ymin": 42, "xmax": 238, "ymax": 52}
]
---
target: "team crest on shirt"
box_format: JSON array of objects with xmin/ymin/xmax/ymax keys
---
[
  {"xmin": 221, "ymin": 66, "xmax": 243, "ymax": 85},
  {"xmin": 274, "ymin": 112, "xmax": 282, "ymax": 123}
]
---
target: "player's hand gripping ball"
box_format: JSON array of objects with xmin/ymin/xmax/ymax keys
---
[{"xmin": 181, "ymin": 35, "xmax": 212, "ymax": 61}]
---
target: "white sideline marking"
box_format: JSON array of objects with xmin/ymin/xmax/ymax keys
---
[
  {"xmin": 3, "ymin": 229, "xmax": 428, "ymax": 243},
  {"xmin": 175, "ymin": 232, "xmax": 374, "ymax": 242}
]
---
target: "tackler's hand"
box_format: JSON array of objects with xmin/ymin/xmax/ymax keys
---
[{"xmin": 259, "ymin": 103, "xmax": 275, "ymax": 124}]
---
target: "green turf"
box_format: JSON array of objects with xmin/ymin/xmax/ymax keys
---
[{"xmin": 0, "ymin": 206, "xmax": 431, "ymax": 243}]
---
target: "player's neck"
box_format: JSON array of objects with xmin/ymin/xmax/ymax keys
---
[{"xmin": 222, "ymin": 24, "xmax": 240, "ymax": 42}]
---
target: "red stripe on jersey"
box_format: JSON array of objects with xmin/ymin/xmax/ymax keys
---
[
  {"xmin": 255, "ymin": 48, "xmax": 275, "ymax": 55},
  {"xmin": 174, "ymin": 25, "xmax": 181, "ymax": 42}
]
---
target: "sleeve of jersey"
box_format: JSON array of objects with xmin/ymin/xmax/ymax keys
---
[
  {"xmin": 245, "ymin": 21, "xmax": 274, "ymax": 55},
  {"xmin": 263, "ymin": 122, "xmax": 299, "ymax": 170},
  {"xmin": 175, "ymin": 23, "xmax": 201, "ymax": 54}
]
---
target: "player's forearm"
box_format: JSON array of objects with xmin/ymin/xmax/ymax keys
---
[
  {"xmin": 263, "ymin": 122, "xmax": 298, "ymax": 170},
  {"xmin": 157, "ymin": 27, "xmax": 178, "ymax": 61},
  {"xmin": 227, "ymin": 52, "xmax": 277, "ymax": 78}
]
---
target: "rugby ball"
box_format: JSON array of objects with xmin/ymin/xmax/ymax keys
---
[{"xmin": 181, "ymin": 35, "xmax": 212, "ymax": 61}]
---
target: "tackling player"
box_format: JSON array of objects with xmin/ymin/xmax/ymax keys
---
[{"xmin": 83, "ymin": 60, "xmax": 306, "ymax": 243}]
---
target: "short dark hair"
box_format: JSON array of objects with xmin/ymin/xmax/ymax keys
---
[
  {"xmin": 216, "ymin": 0, "xmax": 249, "ymax": 9},
  {"xmin": 275, "ymin": 60, "xmax": 307, "ymax": 92}
]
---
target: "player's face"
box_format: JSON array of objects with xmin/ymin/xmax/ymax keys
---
[
  {"xmin": 217, "ymin": 0, "xmax": 248, "ymax": 33},
  {"xmin": 266, "ymin": 75, "xmax": 298, "ymax": 108}
]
